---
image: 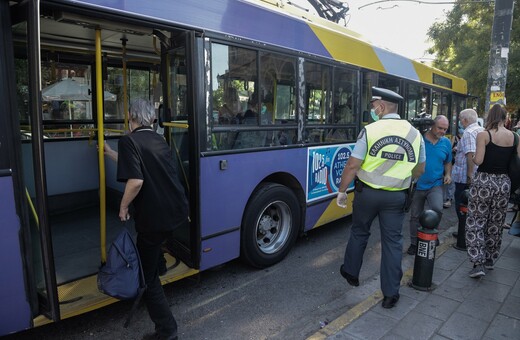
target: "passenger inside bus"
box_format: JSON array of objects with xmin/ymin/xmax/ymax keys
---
[
  {"xmin": 335, "ymin": 87, "xmax": 352, "ymax": 124},
  {"xmin": 233, "ymin": 93, "xmax": 267, "ymax": 149},
  {"xmin": 260, "ymin": 92, "xmax": 274, "ymax": 125},
  {"xmin": 218, "ymin": 87, "xmax": 241, "ymax": 124},
  {"xmin": 242, "ymin": 92, "xmax": 259, "ymax": 123}
]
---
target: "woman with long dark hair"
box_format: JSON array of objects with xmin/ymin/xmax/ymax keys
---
[{"xmin": 466, "ymin": 104, "xmax": 520, "ymax": 278}]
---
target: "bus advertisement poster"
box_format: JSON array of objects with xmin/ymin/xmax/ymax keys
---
[{"xmin": 306, "ymin": 144, "xmax": 355, "ymax": 202}]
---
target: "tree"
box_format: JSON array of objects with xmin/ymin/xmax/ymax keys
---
[{"xmin": 427, "ymin": 1, "xmax": 520, "ymax": 117}]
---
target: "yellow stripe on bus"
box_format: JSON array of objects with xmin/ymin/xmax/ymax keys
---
[
  {"xmin": 311, "ymin": 196, "xmax": 354, "ymax": 229},
  {"xmin": 308, "ymin": 25, "xmax": 386, "ymax": 73},
  {"xmin": 412, "ymin": 61, "xmax": 468, "ymax": 94}
]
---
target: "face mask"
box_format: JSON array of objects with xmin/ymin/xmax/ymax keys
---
[
  {"xmin": 370, "ymin": 108, "xmax": 379, "ymax": 122},
  {"xmin": 458, "ymin": 121, "xmax": 464, "ymax": 135}
]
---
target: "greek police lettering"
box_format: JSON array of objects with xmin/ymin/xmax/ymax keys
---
[
  {"xmin": 368, "ymin": 136, "xmax": 416, "ymax": 162},
  {"xmin": 382, "ymin": 151, "xmax": 404, "ymax": 161}
]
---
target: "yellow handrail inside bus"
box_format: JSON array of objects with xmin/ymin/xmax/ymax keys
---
[
  {"xmin": 104, "ymin": 128, "xmax": 125, "ymax": 135},
  {"xmin": 272, "ymin": 81, "xmax": 277, "ymax": 123},
  {"xmin": 321, "ymin": 72, "xmax": 325, "ymax": 125},
  {"xmin": 21, "ymin": 127, "xmax": 125, "ymax": 135},
  {"xmin": 25, "ymin": 187, "xmax": 39, "ymax": 229},
  {"xmin": 122, "ymin": 39, "xmax": 129, "ymax": 133},
  {"xmin": 42, "ymin": 128, "xmax": 96, "ymax": 133},
  {"xmin": 96, "ymin": 29, "xmax": 107, "ymax": 263},
  {"xmin": 162, "ymin": 122, "xmax": 189, "ymax": 129}
]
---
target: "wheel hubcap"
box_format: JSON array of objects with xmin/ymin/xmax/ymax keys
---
[{"xmin": 256, "ymin": 200, "xmax": 291, "ymax": 254}]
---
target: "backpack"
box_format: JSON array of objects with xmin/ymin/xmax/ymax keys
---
[{"xmin": 98, "ymin": 228, "xmax": 146, "ymax": 327}]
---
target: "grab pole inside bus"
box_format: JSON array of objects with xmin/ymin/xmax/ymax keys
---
[
  {"xmin": 122, "ymin": 38, "xmax": 129, "ymax": 133},
  {"xmin": 95, "ymin": 28, "xmax": 107, "ymax": 263}
]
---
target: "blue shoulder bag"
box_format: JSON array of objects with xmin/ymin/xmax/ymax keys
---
[{"xmin": 97, "ymin": 228, "xmax": 146, "ymax": 327}]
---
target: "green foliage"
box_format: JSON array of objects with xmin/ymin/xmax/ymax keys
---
[
  {"xmin": 15, "ymin": 58, "xmax": 29, "ymax": 121},
  {"xmin": 427, "ymin": 1, "xmax": 519, "ymax": 114}
]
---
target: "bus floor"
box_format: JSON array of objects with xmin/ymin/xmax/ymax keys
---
[
  {"xmin": 50, "ymin": 205, "xmax": 131, "ymax": 285},
  {"xmin": 33, "ymin": 205, "xmax": 198, "ymax": 327}
]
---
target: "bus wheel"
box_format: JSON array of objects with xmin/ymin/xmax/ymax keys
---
[{"xmin": 241, "ymin": 183, "xmax": 300, "ymax": 268}]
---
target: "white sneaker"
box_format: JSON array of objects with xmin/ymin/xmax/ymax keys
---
[
  {"xmin": 484, "ymin": 260, "xmax": 494, "ymax": 270},
  {"xmin": 443, "ymin": 200, "xmax": 452, "ymax": 208},
  {"xmin": 469, "ymin": 265, "xmax": 485, "ymax": 278}
]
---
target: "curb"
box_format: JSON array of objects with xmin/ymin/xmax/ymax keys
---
[{"xmin": 307, "ymin": 228, "xmax": 457, "ymax": 340}]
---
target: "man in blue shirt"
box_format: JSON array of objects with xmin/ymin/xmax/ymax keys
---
[{"xmin": 407, "ymin": 115, "xmax": 452, "ymax": 255}]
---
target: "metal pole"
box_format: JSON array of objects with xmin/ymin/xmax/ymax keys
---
[
  {"xmin": 96, "ymin": 29, "xmax": 107, "ymax": 263},
  {"xmin": 27, "ymin": 0, "xmax": 60, "ymax": 321},
  {"xmin": 485, "ymin": 0, "xmax": 515, "ymax": 111}
]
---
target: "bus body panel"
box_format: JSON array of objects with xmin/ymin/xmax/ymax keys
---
[
  {"xmin": 61, "ymin": 0, "xmax": 332, "ymax": 59},
  {"xmin": 0, "ymin": 175, "xmax": 32, "ymax": 335},
  {"xmin": 199, "ymin": 148, "xmax": 308, "ymax": 237},
  {"xmin": 199, "ymin": 149, "xmax": 307, "ymax": 270},
  {"xmin": 61, "ymin": 0, "xmax": 466, "ymax": 94},
  {"xmin": 412, "ymin": 61, "xmax": 468, "ymax": 94},
  {"xmin": 198, "ymin": 145, "xmax": 356, "ymax": 268},
  {"xmin": 200, "ymin": 231, "xmax": 240, "ymax": 270}
]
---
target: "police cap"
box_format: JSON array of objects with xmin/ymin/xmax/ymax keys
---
[{"xmin": 371, "ymin": 87, "xmax": 403, "ymax": 104}]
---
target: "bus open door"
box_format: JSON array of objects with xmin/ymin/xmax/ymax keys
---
[{"xmin": 156, "ymin": 30, "xmax": 200, "ymax": 270}]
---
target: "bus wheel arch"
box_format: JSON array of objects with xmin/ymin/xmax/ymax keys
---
[{"xmin": 240, "ymin": 181, "xmax": 302, "ymax": 268}]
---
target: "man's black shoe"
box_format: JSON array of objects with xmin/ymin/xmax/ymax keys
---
[
  {"xmin": 382, "ymin": 294, "xmax": 399, "ymax": 309},
  {"xmin": 339, "ymin": 265, "xmax": 359, "ymax": 287},
  {"xmin": 406, "ymin": 244, "xmax": 417, "ymax": 255},
  {"xmin": 158, "ymin": 255, "xmax": 167, "ymax": 276}
]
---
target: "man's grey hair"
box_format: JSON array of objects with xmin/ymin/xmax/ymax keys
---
[
  {"xmin": 129, "ymin": 99, "xmax": 156, "ymax": 126},
  {"xmin": 434, "ymin": 115, "xmax": 449, "ymax": 124},
  {"xmin": 459, "ymin": 108, "xmax": 478, "ymax": 124}
]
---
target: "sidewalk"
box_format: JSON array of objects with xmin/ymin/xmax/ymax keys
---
[{"xmin": 308, "ymin": 221, "xmax": 520, "ymax": 340}]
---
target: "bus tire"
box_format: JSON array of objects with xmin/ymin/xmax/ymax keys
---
[{"xmin": 241, "ymin": 183, "xmax": 301, "ymax": 268}]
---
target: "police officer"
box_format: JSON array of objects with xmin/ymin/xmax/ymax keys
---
[{"xmin": 336, "ymin": 87, "xmax": 425, "ymax": 309}]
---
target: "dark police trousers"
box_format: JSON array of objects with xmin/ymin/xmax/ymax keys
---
[
  {"xmin": 343, "ymin": 185, "xmax": 406, "ymax": 297},
  {"xmin": 137, "ymin": 232, "xmax": 177, "ymax": 338}
]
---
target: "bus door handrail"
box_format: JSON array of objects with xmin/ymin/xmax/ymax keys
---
[
  {"xmin": 162, "ymin": 121, "xmax": 190, "ymax": 192},
  {"xmin": 95, "ymin": 29, "xmax": 107, "ymax": 263},
  {"xmin": 25, "ymin": 187, "xmax": 39, "ymax": 229}
]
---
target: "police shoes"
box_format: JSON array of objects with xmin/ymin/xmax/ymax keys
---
[
  {"xmin": 339, "ymin": 265, "xmax": 359, "ymax": 287},
  {"xmin": 382, "ymin": 294, "xmax": 400, "ymax": 309}
]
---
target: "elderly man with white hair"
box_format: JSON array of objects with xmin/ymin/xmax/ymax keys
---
[
  {"xmin": 116, "ymin": 99, "xmax": 188, "ymax": 340},
  {"xmin": 452, "ymin": 109, "xmax": 483, "ymax": 232}
]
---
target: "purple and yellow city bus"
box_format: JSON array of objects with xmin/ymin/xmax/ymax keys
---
[{"xmin": 0, "ymin": 0, "xmax": 470, "ymax": 335}]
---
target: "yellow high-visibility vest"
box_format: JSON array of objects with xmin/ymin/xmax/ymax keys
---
[{"xmin": 358, "ymin": 119, "xmax": 421, "ymax": 191}]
